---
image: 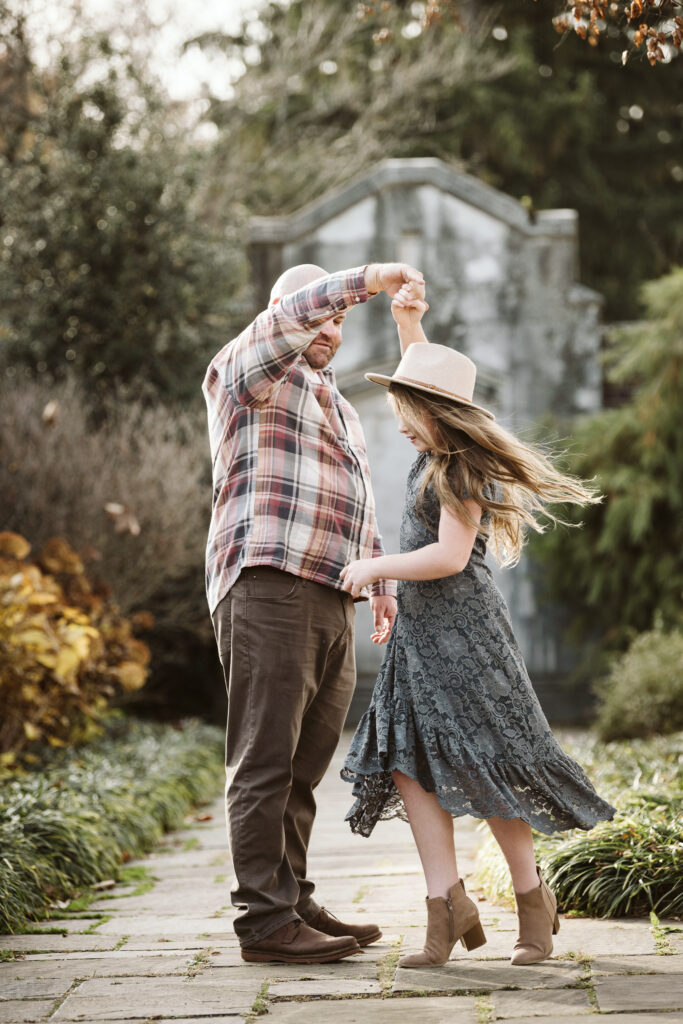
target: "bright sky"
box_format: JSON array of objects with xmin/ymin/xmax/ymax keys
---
[{"xmin": 21, "ymin": 0, "xmax": 265, "ymax": 100}]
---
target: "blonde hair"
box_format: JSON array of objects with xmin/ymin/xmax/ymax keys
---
[{"xmin": 388, "ymin": 384, "xmax": 601, "ymax": 567}]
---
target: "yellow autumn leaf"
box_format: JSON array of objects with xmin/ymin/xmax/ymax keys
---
[
  {"xmin": 126, "ymin": 638, "xmax": 151, "ymax": 666},
  {"xmin": 23, "ymin": 721, "xmax": 41, "ymax": 740},
  {"xmin": 39, "ymin": 538, "xmax": 84, "ymax": 576},
  {"xmin": 61, "ymin": 629, "xmax": 91, "ymax": 661},
  {"xmin": 27, "ymin": 592, "xmax": 59, "ymax": 606},
  {"xmin": 115, "ymin": 661, "xmax": 147, "ymax": 691},
  {"xmin": 47, "ymin": 735, "xmax": 66, "ymax": 747},
  {"xmin": 16, "ymin": 628, "xmax": 53, "ymax": 650},
  {"xmin": 21, "ymin": 683, "xmax": 41, "ymax": 702},
  {"xmin": 0, "ymin": 532, "xmax": 31, "ymax": 559},
  {"xmin": 55, "ymin": 646, "xmax": 82, "ymax": 681},
  {"xmin": 35, "ymin": 652, "xmax": 58, "ymax": 669}
]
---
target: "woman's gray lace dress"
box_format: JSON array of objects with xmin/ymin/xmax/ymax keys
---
[{"xmin": 342, "ymin": 452, "xmax": 616, "ymax": 837}]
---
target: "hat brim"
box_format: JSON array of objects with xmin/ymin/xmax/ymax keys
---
[{"xmin": 364, "ymin": 373, "xmax": 495, "ymax": 420}]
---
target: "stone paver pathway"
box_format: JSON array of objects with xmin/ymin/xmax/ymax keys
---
[{"xmin": 1, "ymin": 732, "xmax": 681, "ymax": 1023}]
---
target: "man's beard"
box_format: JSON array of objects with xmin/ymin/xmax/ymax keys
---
[{"xmin": 304, "ymin": 348, "xmax": 333, "ymax": 370}]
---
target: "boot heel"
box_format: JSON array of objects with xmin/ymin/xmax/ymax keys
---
[
  {"xmin": 461, "ymin": 920, "xmax": 486, "ymax": 951},
  {"xmin": 553, "ymin": 912, "xmax": 560, "ymax": 935}
]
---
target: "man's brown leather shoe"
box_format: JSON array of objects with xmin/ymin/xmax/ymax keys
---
[
  {"xmin": 307, "ymin": 906, "xmax": 382, "ymax": 947},
  {"xmin": 241, "ymin": 920, "xmax": 360, "ymax": 963}
]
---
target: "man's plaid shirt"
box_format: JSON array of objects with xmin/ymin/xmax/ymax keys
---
[{"xmin": 202, "ymin": 266, "xmax": 396, "ymax": 614}]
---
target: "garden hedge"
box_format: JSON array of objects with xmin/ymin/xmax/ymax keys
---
[{"xmin": 0, "ymin": 717, "xmax": 224, "ymax": 934}]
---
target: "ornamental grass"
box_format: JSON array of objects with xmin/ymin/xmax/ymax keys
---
[
  {"xmin": 474, "ymin": 731, "xmax": 683, "ymax": 918},
  {"xmin": 0, "ymin": 718, "xmax": 224, "ymax": 934}
]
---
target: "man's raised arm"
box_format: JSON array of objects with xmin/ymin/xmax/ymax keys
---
[{"xmin": 213, "ymin": 263, "xmax": 424, "ymax": 408}]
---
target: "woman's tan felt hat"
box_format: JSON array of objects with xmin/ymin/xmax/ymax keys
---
[{"xmin": 365, "ymin": 343, "xmax": 494, "ymax": 419}]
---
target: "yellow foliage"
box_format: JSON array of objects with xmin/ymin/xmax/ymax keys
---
[
  {"xmin": 0, "ymin": 532, "xmax": 31, "ymax": 559},
  {"xmin": 115, "ymin": 662, "xmax": 147, "ymax": 692},
  {"xmin": 0, "ymin": 535, "xmax": 151, "ymax": 758}
]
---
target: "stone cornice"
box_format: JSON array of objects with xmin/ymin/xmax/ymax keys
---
[{"xmin": 249, "ymin": 158, "xmax": 578, "ymax": 244}]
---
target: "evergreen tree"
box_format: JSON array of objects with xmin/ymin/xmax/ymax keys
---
[
  {"xmin": 532, "ymin": 266, "xmax": 683, "ymax": 653},
  {"xmin": 0, "ymin": 8, "xmax": 248, "ymax": 400}
]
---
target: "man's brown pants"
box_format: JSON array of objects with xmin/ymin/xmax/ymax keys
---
[{"xmin": 212, "ymin": 567, "xmax": 356, "ymax": 946}]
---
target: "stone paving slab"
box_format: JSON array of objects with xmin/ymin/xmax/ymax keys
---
[
  {"xmin": 17, "ymin": 918, "xmax": 103, "ymax": 933},
  {"xmin": 490, "ymin": 986, "xmax": 591, "ymax": 1018},
  {"xmin": 106, "ymin": 1019, "xmax": 247, "ymax": 1024},
  {"xmin": 591, "ymin": 953, "xmax": 683, "ymax": 975},
  {"xmin": 262, "ymin": 995, "xmax": 479, "ymax": 1023},
  {"xmin": 504, "ymin": 1018, "xmax": 680, "ymax": 1024},
  {"xmin": 0, "ymin": 952, "xmax": 192, "ymax": 983},
  {"xmin": 0, "ymin": 1000, "xmax": 53, "ymax": 1023},
  {"xmin": 102, "ymin": 1020, "xmax": 247, "ymax": 1024},
  {"xmin": 17, "ymin": 948, "xmax": 204, "ymax": 963},
  {"xmin": 0, "ymin": 934, "xmax": 125, "ymax": 953},
  {"xmin": 52, "ymin": 975, "xmax": 262, "ymax": 1020},
  {"xmin": 120, "ymin": 934, "xmax": 237, "ymax": 951},
  {"xmin": 137, "ymin": 852, "xmax": 231, "ymax": 875},
  {"xmin": 270, "ymin": 977, "xmax": 382, "ymax": 997},
  {"xmin": 96, "ymin": 915, "xmax": 235, "ymax": 936},
  {"xmin": 594, "ymin": 972, "xmax": 683, "ymax": 1012},
  {"xmin": 88, "ymin": 892, "xmax": 226, "ymax": 916},
  {"xmin": 665, "ymin": 925, "xmax": 683, "ymax": 955},
  {"xmin": 551, "ymin": 916, "xmax": 656, "ymax": 956},
  {"xmin": 0, "ymin": 975, "xmax": 71, "ymax": 1000},
  {"xmin": 393, "ymin": 958, "xmax": 583, "ymax": 993}
]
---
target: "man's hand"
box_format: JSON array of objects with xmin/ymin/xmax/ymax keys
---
[
  {"xmin": 365, "ymin": 263, "xmax": 424, "ymax": 299},
  {"xmin": 370, "ymin": 595, "xmax": 397, "ymax": 645}
]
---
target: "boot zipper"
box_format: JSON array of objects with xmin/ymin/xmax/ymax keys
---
[{"xmin": 446, "ymin": 897, "xmax": 454, "ymax": 943}]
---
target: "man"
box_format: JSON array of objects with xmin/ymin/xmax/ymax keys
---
[{"xmin": 203, "ymin": 261, "xmax": 424, "ymax": 964}]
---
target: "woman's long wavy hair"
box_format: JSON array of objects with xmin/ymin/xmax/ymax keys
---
[{"xmin": 388, "ymin": 383, "xmax": 601, "ymax": 567}]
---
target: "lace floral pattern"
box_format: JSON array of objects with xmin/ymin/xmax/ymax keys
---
[{"xmin": 342, "ymin": 452, "xmax": 616, "ymax": 837}]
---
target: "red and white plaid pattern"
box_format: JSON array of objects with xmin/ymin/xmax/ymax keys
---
[{"xmin": 202, "ymin": 266, "xmax": 396, "ymax": 614}]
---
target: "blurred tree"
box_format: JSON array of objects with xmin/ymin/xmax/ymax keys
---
[
  {"xmin": 0, "ymin": 4, "xmax": 248, "ymax": 400},
  {"xmin": 532, "ymin": 266, "xmax": 683, "ymax": 656},
  {"xmin": 369, "ymin": 1, "xmax": 683, "ymax": 67},
  {"xmin": 195, "ymin": 0, "xmax": 683, "ymax": 319}
]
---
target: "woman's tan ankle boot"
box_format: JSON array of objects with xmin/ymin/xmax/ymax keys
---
[
  {"xmin": 399, "ymin": 878, "xmax": 486, "ymax": 968},
  {"xmin": 511, "ymin": 866, "xmax": 560, "ymax": 966}
]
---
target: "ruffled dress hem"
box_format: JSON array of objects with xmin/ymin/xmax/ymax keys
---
[{"xmin": 341, "ymin": 708, "xmax": 616, "ymax": 838}]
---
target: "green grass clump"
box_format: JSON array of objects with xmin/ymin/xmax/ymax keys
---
[
  {"xmin": 474, "ymin": 731, "xmax": 682, "ymax": 918},
  {"xmin": 0, "ymin": 717, "xmax": 224, "ymax": 934}
]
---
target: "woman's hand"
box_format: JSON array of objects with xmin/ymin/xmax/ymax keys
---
[
  {"xmin": 391, "ymin": 280, "xmax": 429, "ymax": 330},
  {"xmin": 340, "ymin": 558, "xmax": 379, "ymax": 599}
]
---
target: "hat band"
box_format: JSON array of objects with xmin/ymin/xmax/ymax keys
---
[{"xmin": 393, "ymin": 375, "xmax": 473, "ymax": 405}]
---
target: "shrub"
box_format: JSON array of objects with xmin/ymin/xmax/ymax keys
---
[
  {"xmin": 0, "ymin": 378, "xmax": 208, "ymax": 620},
  {"xmin": 0, "ymin": 378, "xmax": 223, "ymax": 720},
  {"xmin": 594, "ymin": 629, "xmax": 683, "ymax": 742},
  {"xmin": 0, "ymin": 532, "xmax": 150, "ymax": 761},
  {"xmin": 0, "ymin": 717, "xmax": 224, "ymax": 933}
]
